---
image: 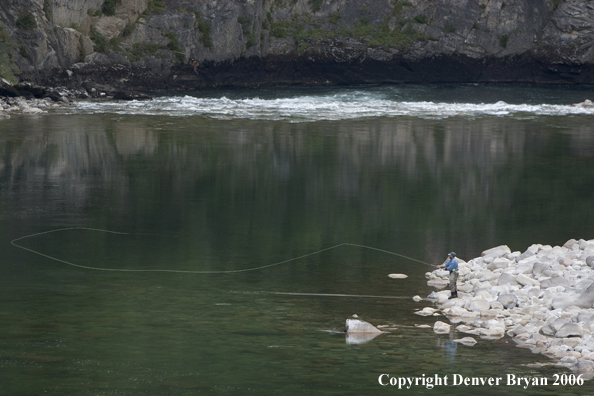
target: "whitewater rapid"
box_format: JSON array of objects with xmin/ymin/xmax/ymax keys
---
[{"xmin": 69, "ymin": 87, "xmax": 594, "ymax": 121}]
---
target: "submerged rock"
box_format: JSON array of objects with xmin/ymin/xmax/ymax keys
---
[
  {"xmin": 415, "ymin": 307, "xmax": 439, "ymax": 316},
  {"xmin": 573, "ymin": 100, "xmax": 594, "ymax": 108},
  {"xmin": 454, "ymin": 337, "xmax": 477, "ymax": 346},
  {"xmin": 345, "ymin": 319, "xmax": 382, "ymax": 334}
]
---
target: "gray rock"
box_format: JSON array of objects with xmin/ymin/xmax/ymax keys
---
[
  {"xmin": 481, "ymin": 245, "xmax": 511, "ymax": 258},
  {"xmin": 532, "ymin": 262, "xmax": 551, "ymax": 278},
  {"xmin": 560, "ymin": 256, "xmax": 574, "ymax": 266},
  {"xmin": 516, "ymin": 261, "xmax": 535, "ymax": 274},
  {"xmin": 433, "ymin": 321, "xmax": 451, "ymax": 334},
  {"xmin": 555, "ymin": 323, "xmax": 583, "ymax": 338},
  {"xmin": 22, "ymin": 107, "xmax": 45, "ymax": 114},
  {"xmin": 477, "ymin": 270, "xmax": 499, "ymax": 282},
  {"xmin": 498, "ymin": 272, "xmax": 519, "ymax": 286},
  {"xmin": 481, "ymin": 326, "xmax": 505, "ymax": 338},
  {"xmin": 453, "ymin": 337, "xmax": 477, "ymax": 346},
  {"xmin": 560, "ymin": 356, "xmax": 579, "ymax": 365},
  {"xmin": 587, "ymin": 255, "xmax": 594, "ymax": 268},
  {"xmin": 550, "ymin": 319, "xmax": 568, "ymax": 332},
  {"xmin": 576, "ymin": 359, "xmax": 594, "ymax": 373},
  {"xmin": 345, "ymin": 319, "xmax": 382, "ymax": 334},
  {"xmin": 474, "ymin": 288, "xmax": 493, "ymax": 299},
  {"xmin": 540, "ymin": 277, "xmax": 572, "ymax": 289},
  {"xmin": 488, "ymin": 258, "xmax": 510, "ymax": 271},
  {"xmin": 578, "ymin": 312, "xmax": 593, "ymax": 323},
  {"xmin": 508, "ymin": 325, "xmax": 527, "ymax": 336},
  {"xmin": 427, "ymin": 279, "xmax": 449, "ymax": 288},
  {"xmin": 415, "ymin": 307, "xmax": 439, "ymax": 316},
  {"xmin": 527, "ymin": 288, "xmax": 541, "ymax": 299},
  {"xmin": 576, "ymin": 282, "xmax": 594, "ymax": 308},
  {"xmin": 466, "ymin": 299, "xmax": 491, "ymax": 312},
  {"xmin": 516, "ymin": 273, "xmax": 535, "ymax": 286},
  {"xmin": 447, "ymin": 306, "xmax": 468, "ymax": 316},
  {"xmin": 498, "ymin": 294, "xmax": 518, "ymax": 309},
  {"xmin": 540, "ymin": 324, "xmax": 556, "ymax": 336},
  {"xmin": 456, "ymin": 324, "xmax": 481, "ymax": 335},
  {"xmin": 563, "ymin": 239, "xmax": 578, "ymax": 249},
  {"xmin": 516, "ymin": 249, "xmax": 535, "ymax": 263},
  {"xmin": 552, "ymin": 293, "xmax": 578, "ymax": 310}
]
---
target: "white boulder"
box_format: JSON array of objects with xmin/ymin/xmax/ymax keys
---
[
  {"xmin": 433, "ymin": 321, "xmax": 451, "ymax": 334},
  {"xmin": 482, "ymin": 245, "xmax": 511, "ymax": 258},
  {"xmin": 345, "ymin": 319, "xmax": 382, "ymax": 334},
  {"xmin": 454, "ymin": 337, "xmax": 477, "ymax": 345}
]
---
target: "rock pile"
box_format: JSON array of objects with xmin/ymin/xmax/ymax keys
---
[
  {"xmin": 423, "ymin": 239, "xmax": 594, "ymax": 375},
  {"xmin": 0, "ymin": 97, "xmax": 62, "ymax": 118}
]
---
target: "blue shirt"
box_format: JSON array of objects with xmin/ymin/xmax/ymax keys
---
[{"xmin": 445, "ymin": 258, "xmax": 458, "ymax": 271}]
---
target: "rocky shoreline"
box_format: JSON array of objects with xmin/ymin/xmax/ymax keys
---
[
  {"xmin": 0, "ymin": 77, "xmax": 153, "ymax": 119},
  {"xmin": 0, "ymin": 82, "xmax": 81, "ymax": 117},
  {"xmin": 420, "ymin": 239, "xmax": 594, "ymax": 376}
]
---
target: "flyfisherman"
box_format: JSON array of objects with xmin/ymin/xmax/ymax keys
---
[{"xmin": 437, "ymin": 252, "xmax": 458, "ymax": 299}]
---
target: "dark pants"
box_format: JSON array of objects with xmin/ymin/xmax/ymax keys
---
[{"xmin": 449, "ymin": 270, "xmax": 458, "ymax": 293}]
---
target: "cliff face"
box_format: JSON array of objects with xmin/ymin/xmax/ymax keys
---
[{"xmin": 1, "ymin": 0, "xmax": 594, "ymax": 90}]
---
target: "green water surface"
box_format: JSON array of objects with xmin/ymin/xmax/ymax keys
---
[{"xmin": 1, "ymin": 110, "xmax": 594, "ymax": 395}]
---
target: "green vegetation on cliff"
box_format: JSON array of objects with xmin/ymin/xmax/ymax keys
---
[
  {"xmin": 0, "ymin": 25, "xmax": 20, "ymax": 84},
  {"xmin": 195, "ymin": 12, "xmax": 212, "ymax": 48},
  {"xmin": 15, "ymin": 13, "xmax": 37, "ymax": 31},
  {"xmin": 165, "ymin": 31, "xmax": 185, "ymax": 63},
  {"xmin": 43, "ymin": 0, "xmax": 52, "ymax": 21},
  {"xmin": 102, "ymin": 0, "xmax": 121, "ymax": 16},
  {"xmin": 270, "ymin": 12, "xmax": 427, "ymax": 51},
  {"xmin": 90, "ymin": 27, "xmax": 111, "ymax": 53},
  {"xmin": 145, "ymin": 0, "xmax": 167, "ymax": 15}
]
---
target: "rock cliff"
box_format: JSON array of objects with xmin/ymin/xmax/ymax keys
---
[{"xmin": 2, "ymin": 0, "xmax": 594, "ymax": 91}]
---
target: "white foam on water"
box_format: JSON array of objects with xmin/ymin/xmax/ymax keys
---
[{"xmin": 70, "ymin": 92, "xmax": 594, "ymax": 121}]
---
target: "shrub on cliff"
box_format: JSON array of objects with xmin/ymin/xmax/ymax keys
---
[
  {"xmin": 146, "ymin": 0, "xmax": 166, "ymax": 15},
  {"xmin": 195, "ymin": 12, "xmax": 212, "ymax": 48},
  {"xmin": 102, "ymin": 0, "xmax": 121, "ymax": 16},
  {"xmin": 15, "ymin": 13, "xmax": 37, "ymax": 31},
  {"xmin": 0, "ymin": 25, "xmax": 20, "ymax": 84},
  {"xmin": 90, "ymin": 27, "xmax": 109, "ymax": 53}
]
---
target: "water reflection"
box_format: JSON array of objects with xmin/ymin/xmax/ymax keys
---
[
  {"xmin": 345, "ymin": 332, "xmax": 382, "ymax": 345},
  {"xmin": 113, "ymin": 123, "xmax": 158, "ymax": 157},
  {"xmin": 1, "ymin": 114, "xmax": 593, "ymax": 260},
  {"xmin": 436, "ymin": 332, "xmax": 458, "ymax": 363}
]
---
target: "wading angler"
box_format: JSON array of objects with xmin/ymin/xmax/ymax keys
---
[{"xmin": 437, "ymin": 252, "xmax": 458, "ymax": 299}]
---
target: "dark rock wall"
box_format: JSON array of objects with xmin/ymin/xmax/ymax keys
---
[{"xmin": 1, "ymin": 0, "xmax": 594, "ymax": 89}]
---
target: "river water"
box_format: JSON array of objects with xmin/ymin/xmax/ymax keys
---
[{"xmin": 1, "ymin": 84, "xmax": 594, "ymax": 395}]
